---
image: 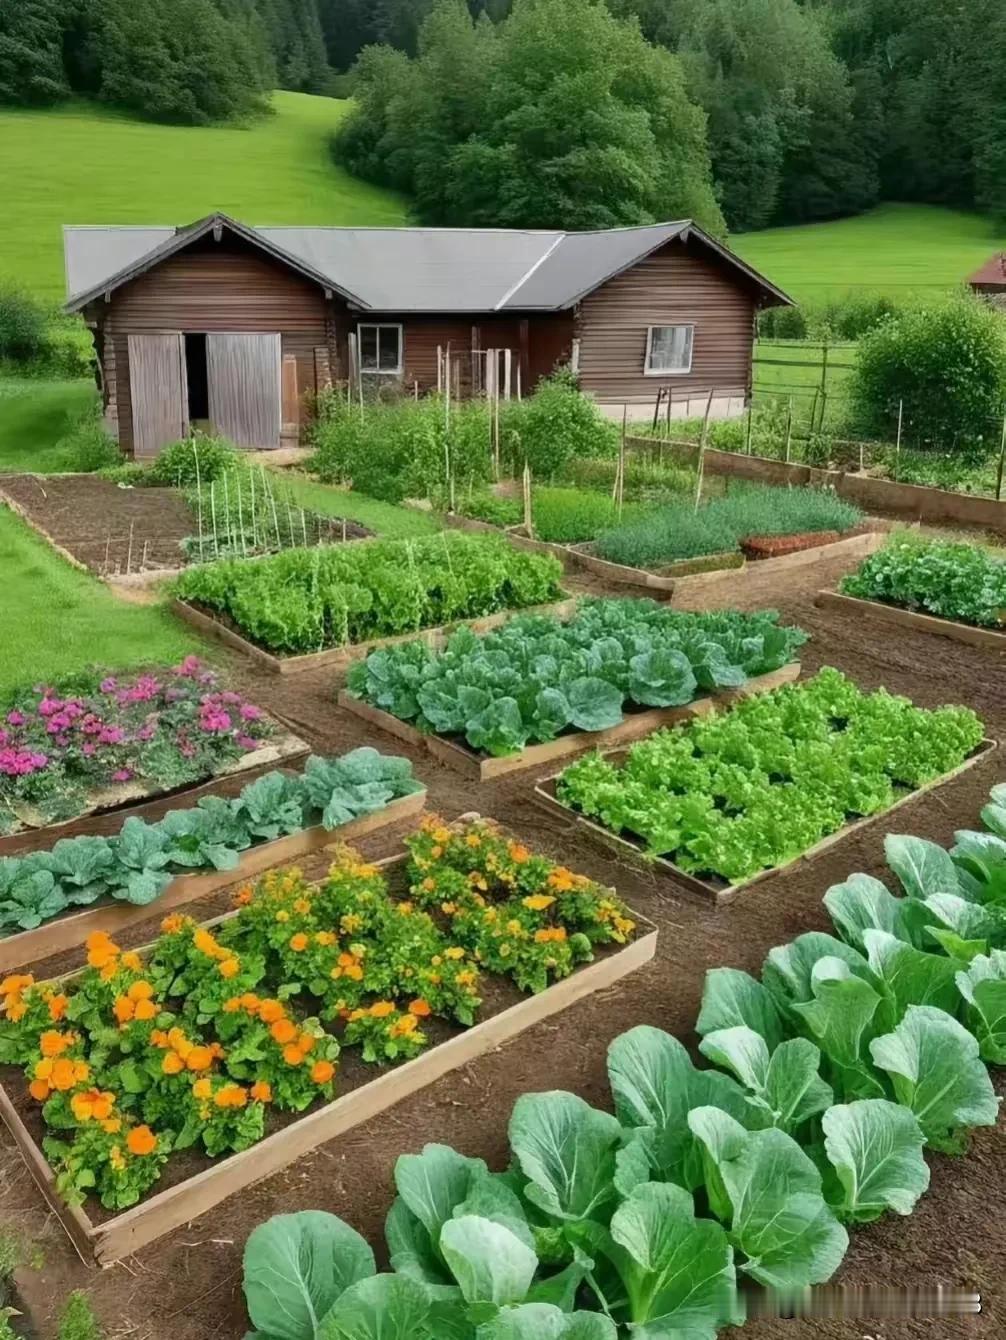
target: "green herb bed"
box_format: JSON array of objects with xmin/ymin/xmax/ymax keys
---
[
  {"xmin": 595, "ymin": 483, "xmax": 864, "ymax": 569},
  {"xmin": 345, "ymin": 599, "xmax": 807, "ymax": 758},
  {"xmin": 172, "ymin": 534, "xmax": 564, "ymax": 656},
  {"xmin": 236, "ymin": 783, "xmax": 1006, "ymax": 1340},
  {"xmin": 0, "ymin": 750, "xmax": 424, "ymax": 945},
  {"xmin": 553, "ymin": 668, "xmax": 986, "ymax": 888},
  {"xmin": 841, "ymin": 535, "xmax": 1006, "ymax": 629},
  {"xmin": 456, "ymin": 486, "xmax": 653, "ymax": 544}
]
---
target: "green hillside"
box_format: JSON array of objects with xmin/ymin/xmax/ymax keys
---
[
  {"xmin": 1, "ymin": 92, "xmax": 407, "ymax": 302},
  {"xmin": 733, "ymin": 203, "xmax": 1006, "ymax": 304}
]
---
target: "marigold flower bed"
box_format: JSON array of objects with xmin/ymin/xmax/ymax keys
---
[{"xmin": 0, "ymin": 816, "xmax": 652, "ymax": 1262}]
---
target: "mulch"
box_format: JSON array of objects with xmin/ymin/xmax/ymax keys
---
[{"xmin": 6, "ymin": 545, "xmax": 1006, "ymax": 1340}]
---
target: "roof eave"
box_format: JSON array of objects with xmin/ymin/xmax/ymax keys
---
[{"xmin": 64, "ymin": 213, "xmax": 370, "ymax": 314}]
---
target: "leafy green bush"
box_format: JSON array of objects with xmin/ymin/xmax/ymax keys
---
[
  {"xmin": 348, "ymin": 600, "xmax": 805, "ymax": 756},
  {"xmin": 531, "ymin": 487, "xmax": 651, "ymax": 543},
  {"xmin": 147, "ymin": 432, "xmax": 236, "ymax": 487},
  {"xmin": 0, "ymin": 286, "xmax": 48, "ymax": 365},
  {"xmin": 558, "ymin": 667, "xmax": 984, "ymax": 882},
  {"xmin": 853, "ymin": 297, "xmax": 1006, "ymax": 445},
  {"xmin": 841, "ymin": 535, "xmax": 1006, "ymax": 628},
  {"xmin": 453, "ymin": 488, "xmax": 522, "ymax": 528},
  {"xmin": 57, "ymin": 1291, "xmax": 105, "ymax": 1340},
  {"xmin": 596, "ymin": 483, "xmax": 864, "ymax": 568},
  {"xmin": 55, "ymin": 402, "xmax": 121, "ymax": 472},
  {"xmin": 562, "ymin": 454, "xmax": 696, "ymax": 500},
  {"xmin": 505, "ymin": 371, "xmax": 618, "ymax": 478},
  {"xmin": 173, "ymin": 533, "xmax": 564, "ymax": 655}
]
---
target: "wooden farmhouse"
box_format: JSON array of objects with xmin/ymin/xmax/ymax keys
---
[
  {"xmin": 968, "ymin": 253, "xmax": 1006, "ymax": 308},
  {"xmin": 63, "ymin": 212, "xmax": 791, "ymax": 457}
]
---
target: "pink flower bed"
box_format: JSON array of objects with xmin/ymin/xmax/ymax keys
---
[{"xmin": 0, "ymin": 657, "xmax": 273, "ymax": 830}]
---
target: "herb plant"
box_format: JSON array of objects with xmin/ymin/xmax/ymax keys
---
[
  {"xmin": 841, "ymin": 534, "xmax": 1006, "ymax": 628},
  {"xmin": 173, "ymin": 533, "xmax": 565, "ymax": 656},
  {"xmin": 346, "ymin": 598, "xmax": 806, "ymax": 757},
  {"xmin": 556, "ymin": 668, "xmax": 984, "ymax": 883},
  {"xmin": 0, "ymin": 818, "xmax": 635, "ymax": 1210}
]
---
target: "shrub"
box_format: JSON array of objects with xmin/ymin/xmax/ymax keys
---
[
  {"xmin": 0, "ymin": 287, "xmax": 48, "ymax": 364},
  {"xmin": 505, "ymin": 372, "xmax": 618, "ymax": 479},
  {"xmin": 147, "ymin": 432, "xmax": 236, "ymax": 487},
  {"xmin": 57, "ymin": 1292, "xmax": 105, "ymax": 1340},
  {"xmin": 853, "ymin": 296, "xmax": 1006, "ymax": 446},
  {"xmin": 56, "ymin": 402, "xmax": 121, "ymax": 472},
  {"xmin": 596, "ymin": 483, "xmax": 863, "ymax": 568}
]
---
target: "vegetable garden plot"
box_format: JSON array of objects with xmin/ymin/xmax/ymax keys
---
[
  {"xmin": 817, "ymin": 591, "xmax": 1006, "ymax": 651},
  {"xmin": 535, "ymin": 668, "xmax": 994, "ymax": 904},
  {"xmin": 340, "ymin": 600, "xmax": 807, "ymax": 779},
  {"xmin": 171, "ymin": 532, "xmax": 569, "ymax": 675},
  {"xmin": 0, "ymin": 658, "xmax": 307, "ymax": 855},
  {"xmin": 0, "ymin": 816, "xmax": 654, "ymax": 1264},
  {"xmin": 0, "ymin": 751, "xmax": 427, "ymax": 974}
]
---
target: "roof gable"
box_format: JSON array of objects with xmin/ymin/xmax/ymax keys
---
[
  {"xmin": 969, "ymin": 252, "xmax": 1006, "ymax": 287},
  {"xmin": 63, "ymin": 213, "xmax": 792, "ymax": 314}
]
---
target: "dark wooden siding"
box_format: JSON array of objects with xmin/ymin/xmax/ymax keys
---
[
  {"xmin": 105, "ymin": 238, "xmax": 328, "ymax": 453},
  {"xmin": 526, "ymin": 313, "xmax": 575, "ymax": 386},
  {"xmin": 575, "ymin": 238, "xmax": 756, "ymax": 404}
]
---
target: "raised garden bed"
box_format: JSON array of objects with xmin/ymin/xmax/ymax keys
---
[
  {"xmin": 0, "ymin": 784, "xmax": 427, "ymax": 976},
  {"xmin": 339, "ymin": 662, "xmax": 800, "ymax": 781},
  {"xmin": 173, "ymin": 596, "xmax": 579, "ymax": 676},
  {"xmin": 0, "ymin": 816, "xmax": 655, "ymax": 1265},
  {"xmin": 0, "ymin": 661, "xmax": 308, "ymax": 856},
  {"xmin": 816, "ymin": 590, "xmax": 1006, "ymax": 650},
  {"xmin": 565, "ymin": 543, "xmax": 743, "ymax": 592},
  {"xmin": 533, "ymin": 668, "xmax": 993, "ymax": 904}
]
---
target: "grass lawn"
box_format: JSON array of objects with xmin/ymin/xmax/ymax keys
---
[
  {"xmin": 279, "ymin": 474, "xmax": 441, "ymax": 538},
  {"xmin": 733, "ymin": 203, "xmax": 1006, "ymax": 304},
  {"xmin": 751, "ymin": 340, "xmax": 856, "ymax": 427},
  {"xmin": 0, "ymin": 378, "xmax": 97, "ymax": 472},
  {"xmin": 2, "ymin": 92, "xmax": 407, "ymax": 302},
  {"xmin": 0, "ymin": 508, "xmax": 198, "ymax": 696}
]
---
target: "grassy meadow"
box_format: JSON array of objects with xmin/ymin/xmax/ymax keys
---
[
  {"xmin": 733, "ymin": 202, "xmax": 1006, "ymax": 304},
  {"xmin": 0, "ymin": 91, "xmax": 407, "ymax": 301}
]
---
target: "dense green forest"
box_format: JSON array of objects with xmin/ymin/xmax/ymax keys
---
[{"xmin": 1, "ymin": 0, "xmax": 1004, "ymax": 231}]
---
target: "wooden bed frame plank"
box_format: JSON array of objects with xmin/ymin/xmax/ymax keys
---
[
  {"xmin": 338, "ymin": 662, "xmax": 802, "ymax": 782},
  {"xmin": 0, "ymin": 819, "xmax": 656, "ymax": 1266},
  {"xmin": 0, "ymin": 788, "xmax": 428, "ymax": 974},
  {"xmin": 816, "ymin": 590, "xmax": 1006, "ymax": 651},
  {"xmin": 172, "ymin": 597, "xmax": 580, "ymax": 677},
  {"xmin": 533, "ymin": 739, "xmax": 997, "ymax": 906}
]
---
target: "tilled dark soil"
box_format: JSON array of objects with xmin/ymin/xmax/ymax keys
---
[{"xmin": 5, "ymin": 549, "xmax": 1006, "ymax": 1340}]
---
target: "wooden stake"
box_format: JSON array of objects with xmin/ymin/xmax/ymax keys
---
[
  {"xmin": 694, "ymin": 389, "xmax": 714, "ymax": 512},
  {"xmin": 895, "ymin": 399, "xmax": 904, "ymax": 481},
  {"xmin": 209, "ymin": 483, "xmax": 217, "ymax": 559},
  {"xmin": 651, "ymin": 387, "xmax": 662, "ymax": 432},
  {"xmin": 666, "ymin": 386, "xmax": 673, "ymax": 437},
  {"xmin": 125, "ymin": 520, "xmax": 134, "ymax": 574},
  {"xmin": 784, "ymin": 397, "xmax": 793, "ymax": 464},
  {"xmin": 522, "ymin": 462, "xmax": 534, "ymax": 539},
  {"xmin": 997, "ymin": 409, "xmax": 1006, "ymax": 501},
  {"xmin": 744, "ymin": 403, "xmax": 753, "ymax": 455}
]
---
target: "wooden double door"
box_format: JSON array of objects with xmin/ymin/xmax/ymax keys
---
[{"xmin": 129, "ymin": 332, "xmax": 282, "ymax": 457}]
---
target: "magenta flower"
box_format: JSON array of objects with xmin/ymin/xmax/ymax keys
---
[
  {"xmin": 236, "ymin": 734, "xmax": 259, "ymax": 750},
  {"xmin": 6, "ymin": 710, "xmax": 24, "ymax": 726},
  {"xmin": 176, "ymin": 655, "xmax": 203, "ymax": 678},
  {"xmin": 100, "ymin": 677, "xmax": 118, "ymax": 693},
  {"xmin": 111, "ymin": 769, "xmax": 133, "ymax": 783},
  {"xmin": 239, "ymin": 703, "xmax": 263, "ymax": 722}
]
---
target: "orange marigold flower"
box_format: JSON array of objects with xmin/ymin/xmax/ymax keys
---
[
  {"xmin": 315, "ymin": 931, "xmax": 336, "ymax": 947},
  {"xmin": 50, "ymin": 1058, "xmax": 79, "ymax": 1092},
  {"xmin": 127, "ymin": 981, "xmax": 154, "ymax": 1002},
  {"xmin": 523, "ymin": 895, "xmax": 556, "ymax": 912},
  {"xmin": 87, "ymin": 945, "xmax": 117, "ymax": 969},
  {"xmin": 214, "ymin": 1084, "xmax": 247, "ymax": 1109},
  {"xmin": 133, "ymin": 998, "xmax": 158, "ymax": 1022},
  {"xmin": 222, "ymin": 997, "xmax": 242, "ymax": 1014},
  {"xmin": 275, "ymin": 910, "xmax": 290, "ymax": 924},
  {"xmin": 47, "ymin": 994, "xmax": 68, "ymax": 1022},
  {"xmin": 234, "ymin": 886, "xmax": 253, "ymax": 907},
  {"xmin": 219, "ymin": 959, "xmax": 240, "ymax": 979},
  {"xmin": 161, "ymin": 914, "xmax": 186, "ymax": 934},
  {"xmin": 283, "ymin": 1044, "xmax": 305, "ymax": 1066},
  {"xmin": 185, "ymin": 1046, "xmax": 214, "ymax": 1072},
  {"xmin": 508, "ymin": 842, "xmax": 531, "ymax": 864},
  {"xmin": 113, "ymin": 997, "xmax": 135, "ymax": 1024},
  {"xmin": 547, "ymin": 868, "xmax": 575, "ymax": 892},
  {"xmin": 258, "ymin": 1000, "xmax": 285, "ymax": 1024},
  {"xmin": 369, "ymin": 1001, "xmax": 396, "ymax": 1019},
  {"xmin": 293, "ymin": 897, "xmax": 312, "ymax": 916},
  {"xmin": 421, "ymin": 878, "xmax": 436, "ymax": 892},
  {"xmin": 0, "ymin": 974, "xmax": 33, "ymax": 996},
  {"xmin": 288, "ymin": 933, "xmax": 309, "ymax": 953},
  {"xmin": 162, "ymin": 1051, "xmax": 185, "ymax": 1076},
  {"xmin": 102, "ymin": 1118, "xmax": 121, "ymax": 1134},
  {"xmin": 192, "ymin": 1077, "xmax": 213, "ymax": 1101},
  {"xmin": 71, "ymin": 1089, "xmax": 115, "ymax": 1123},
  {"xmin": 250, "ymin": 1080, "xmax": 272, "ymax": 1103},
  {"xmin": 389, "ymin": 1014, "xmax": 418, "ymax": 1038},
  {"xmin": 34, "ymin": 1058, "xmax": 53, "ymax": 1081},
  {"xmin": 150, "ymin": 1029, "xmax": 170, "ymax": 1048},
  {"xmin": 297, "ymin": 1032, "xmax": 316, "ymax": 1054},
  {"xmin": 310, "ymin": 1060, "xmax": 335, "ymax": 1084},
  {"xmin": 445, "ymin": 947, "xmax": 465, "ymax": 961},
  {"xmin": 194, "ymin": 929, "xmax": 221, "ymax": 958},
  {"xmin": 240, "ymin": 993, "xmax": 261, "ymax": 1012},
  {"xmin": 28, "ymin": 1079, "xmax": 50, "ymax": 1102},
  {"xmin": 39, "ymin": 1030, "xmax": 72, "ymax": 1058},
  {"xmin": 465, "ymin": 833, "xmax": 481, "ymax": 848},
  {"xmin": 127, "ymin": 1125, "xmax": 158, "ymax": 1156},
  {"xmin": 121, "ymin": 951, "xmax": 143, "ymax": 973},
  {"xmin": 409, "ymin": 999, "xmax": 432, "ymax": 1017},
  {"xmin": 270, "ymin": 1019, "xmax": 298, "ymax": 1045}
]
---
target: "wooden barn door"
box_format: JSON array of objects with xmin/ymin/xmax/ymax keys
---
[
  {"xmin": 128, "ymin": 334, "xmax": 188, "ymax": 458},
  {"xmin": 207, "ymin": 333, "xmax": 282, "ymax": 449}
]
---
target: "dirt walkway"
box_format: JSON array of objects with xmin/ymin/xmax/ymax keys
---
[{"xmin": 6, "ymin": 547, "xmax": 1006, "ymax": 1340}]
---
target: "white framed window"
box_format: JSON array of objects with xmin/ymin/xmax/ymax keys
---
[
  {"xmin": 358, "ymin": 323, "xmax": 403, "ymax": 374},
  {"xmin": 645, "ymin": 324, "xmax": 694, "ymax": 375}
]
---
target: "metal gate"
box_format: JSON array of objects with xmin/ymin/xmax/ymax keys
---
[
  {"xmin": 207, "ymin": 333, "xmax": 282, "ymax": 449},
  {"xmin": 127, "ymin": 334, "xmax": 188, "ymax": 458}
]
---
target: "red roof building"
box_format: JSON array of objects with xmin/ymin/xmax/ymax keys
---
[{"xmin": 968, "ymin": 252, "xmax": 1006, "ymax": 294}]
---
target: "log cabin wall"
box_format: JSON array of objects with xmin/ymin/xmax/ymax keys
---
[
  {"xmin": 103, "ymin": 236, "xmax": 329, "ymax": 454},
  {"xmin": 574, "ymin": 236, "xmax": 757, "ymax": 413}
]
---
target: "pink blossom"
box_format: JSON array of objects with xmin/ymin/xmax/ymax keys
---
[
  {"xmin": 37, "ymin": 697, "xmax": 62, "ymax": 718},
  {"xmin": 239, "ymin": 703, "xmax": 263, "ymax": 722},
  {"xmin": 98, "ymin": 725, "xmax": 127, "ymax": 746},
  {"xmin": 112, "ymin": 769, "xmax": 133, "ymax": 783},
  {"xmin": 6, "ymin": 710, "xmax": 24, "ymax": 726},
  {"xmin": 236, "ymin": 734, "xmax": 259, "ymax": 750},
  {"xmin": 199, "ymin": 707, "xmax": 232, "ymax": 733},
  {"xmin": 100, "ymin": 677, "xmax": 118, "ymax": 693},
  {"xmin": 176, "ymin": 655, "xmax": 203, "ymax": 678},
  {"xmin": 0, "ymin": 748, "xmax": 48, "ymax": 777},
  {"xmin": 81, "ymin": 743, "xmax": 96, "ymax": 757}
]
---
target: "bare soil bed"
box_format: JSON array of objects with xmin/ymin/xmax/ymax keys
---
[{"xmin": 6, "ymin": 547, "xmax": 1006, "ymax": 1340}]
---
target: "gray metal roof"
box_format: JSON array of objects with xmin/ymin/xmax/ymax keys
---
[{"xmin": 63, "ymin": 213, "xmax": 791, "ymax": 313}]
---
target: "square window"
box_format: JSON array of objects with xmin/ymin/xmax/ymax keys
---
[
  {"xmin": 358, "ymin": 324, "xmax": 402, "ymax": 375},
  {"xmin": 645, "ymin": 325, "xmax": 693, "ymax": 375}
]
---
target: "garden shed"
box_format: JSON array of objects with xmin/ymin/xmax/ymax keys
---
[
  {"xmin": 63, "ymin": 212, "xmax": 791, "ymax": 458},
  {"xmin": 968, "ymin": 252, "xmax": 1006, "ymax": 307}
]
